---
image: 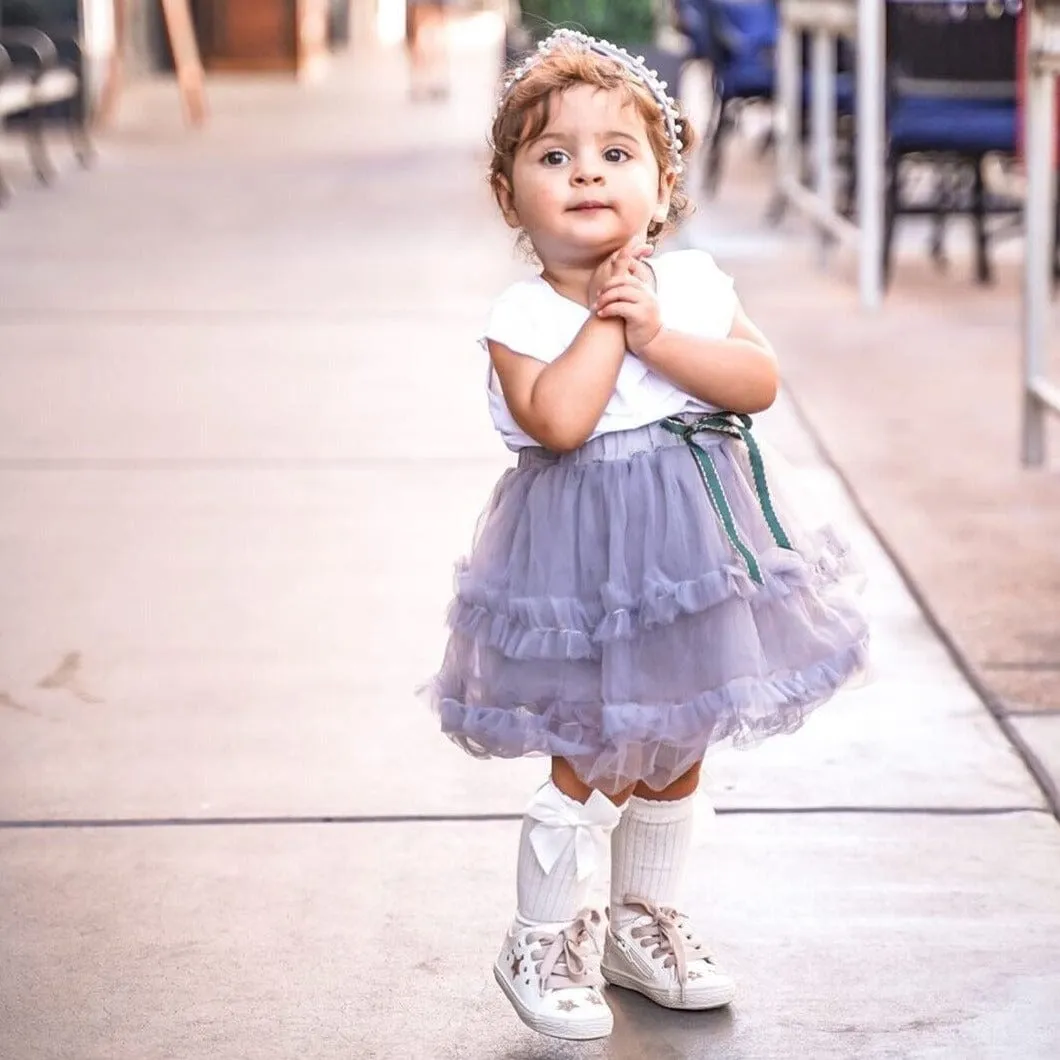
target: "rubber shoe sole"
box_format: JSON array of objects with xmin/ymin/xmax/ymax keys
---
[
  {"xmin": 493, "ymin": 963, "xmax": 613, "ymax": 1040},
  {"xmin": 601, "ymin": 960, "xmax": 736, "ymax": 1011}
]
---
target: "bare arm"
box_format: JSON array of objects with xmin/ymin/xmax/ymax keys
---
[
  {"xmin": 488, "ymin": 244, "xmax": 654, "ymax": 452},
  {"xmin": 593, "ymin": 264, "xmax": 779, "ymax": 415},
  {"xmin": 635, "ymin": 303, "xmax": 779, "ymax": 414},
  {"xmin": 488, "ymin": 313, "xmax": 627, "ymax": 452}
]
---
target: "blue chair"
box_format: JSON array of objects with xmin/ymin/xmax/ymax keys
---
[
  {"xmin": 883, "ymin": 1, "xmax": 1019, "ymax": 285},
  {"xmin": 675, "ymin": 0, "xmax": 857, "ymax": 200},
  {"xmin": 674, "ymin": 0, "xmax": 779, "ymax": 193}
]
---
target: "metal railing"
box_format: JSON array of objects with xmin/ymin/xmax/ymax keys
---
[
  {"xmin": 775, "ymin": 0, "xmax": 885, "ymax": 308},
  {"xmin": 1023, "ymin": 3, "xmax": 1060, "ymax": 466}
]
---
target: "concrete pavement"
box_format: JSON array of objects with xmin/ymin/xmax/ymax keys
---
[
  {"xmin": 671, "ymin": 63, "xmax": 1060, "ymax": 811},
  {"xmin": 2, "ymin": 18, "xmax": 1059, "ymax": 1058}
]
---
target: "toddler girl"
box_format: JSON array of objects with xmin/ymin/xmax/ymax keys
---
[{"xmin": 424, "ymin": 28, "xmax": 868, "ymax": 1041}]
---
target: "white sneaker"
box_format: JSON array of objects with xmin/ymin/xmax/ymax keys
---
[
  {"xmin": 493, "ymin": 909, "xmax": 613, "ymax": 1040},
  {"xmin": 601, "ymin": 898, "xmax": 736, "ymax": 1010}
]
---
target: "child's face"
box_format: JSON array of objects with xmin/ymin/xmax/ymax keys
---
[{"xmin": 501, "ymin": 84, "xmax": 675, "ymax": 268}]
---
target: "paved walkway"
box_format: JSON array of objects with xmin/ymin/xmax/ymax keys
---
[
  {"xmin": 1, "ymin": 20, "xmax": 1059, "ymax": 1059},
  {"xmin": 672, "ymin": 65, "xmax": 1060, "ymax": 809}
]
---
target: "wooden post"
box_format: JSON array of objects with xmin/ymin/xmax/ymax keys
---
[
  {"xmin": 98, "ymin": 0, "xmax": 208, "ymax": 127},
  {"xmin": 96, "ymin": 0, "xmax": 126, "ymax": 126},
  {"xmin": 160, "ymin": 0, "xmax": 208, "ymax": 125}
]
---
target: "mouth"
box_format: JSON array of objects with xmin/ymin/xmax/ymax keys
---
[{"xmin": 568, "ymin": 201, "xmax": 611, "ymax": 212}]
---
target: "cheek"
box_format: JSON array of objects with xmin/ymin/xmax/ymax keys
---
[{"xmin": 516, "ymin": 176, "xmax": 562, "ymax": 216}]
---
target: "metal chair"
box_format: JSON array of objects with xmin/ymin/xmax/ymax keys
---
[
  {"xmin": 0, "ymin": 0, "xmax": 93, "ymax": 193},
  {"xmin": 674, "ymin": 0, "xmax": 779, "ymax": 193},
  {"xmin": 883, "ymin": 0, "xmax": 1019, "ymax": 284}
]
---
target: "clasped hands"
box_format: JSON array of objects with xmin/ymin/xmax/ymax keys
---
[{"xmin": 587, "ymin": 241, "xmax": 664, "ymax": 356}]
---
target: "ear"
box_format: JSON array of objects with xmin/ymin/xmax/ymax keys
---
[
  {"xmin": 653, "ymin": 168, "xmax": 677, "ymax": 225},
  {"xmin": 494, "ymin": 173, "xmax": 521, "ymax": 230}
]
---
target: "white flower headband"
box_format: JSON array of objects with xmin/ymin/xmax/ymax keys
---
[{"xmin": 498, "ymin": 28, "xmax": 685, "ymax": 174}]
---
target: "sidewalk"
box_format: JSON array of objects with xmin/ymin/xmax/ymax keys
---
[
  {"xmin": 1, "ymin": 21, "xmax": 1059, "ymax": 1059},
  {"xmin": 671, "ymin": 65, "xmax": 1060, "ymax": 809}
]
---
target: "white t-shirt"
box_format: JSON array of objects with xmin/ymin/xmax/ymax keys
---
[{"xmin": 480, "ymin": 249, "xmax": 739, "ymax": 450}]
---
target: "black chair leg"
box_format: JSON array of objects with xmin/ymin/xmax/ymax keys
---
[
  {"xmin": 929, "ymin": 168, "xmax": 950, "ymax": 269},
  {"xmin": 765, "ymin": 188, "xmax": 787, "ymax": 225},
  {"xmin": 838, "ymin": 123, "xmax": 857, "ymax": 220},
  {"xmin": 883, "ymin": 154, "xmax": 899, "ymax": 288},
  {"xmin": 703, "ymin": 102, "xmax": 730, "ymax": 197},
  {"xmin": 70, "ymin": 116, "xmax": 94, "ymax": 168},
  {"xmin": 972, "ymin": 157, "xmax": 991, "ymax": 284},
  {"xmin": 26, "ymin": 105, "xmax": 55, "ymax": 184},
  {"xmin": 1053, "ymin": 176, "xmax": 1060, "ymax": 291}
]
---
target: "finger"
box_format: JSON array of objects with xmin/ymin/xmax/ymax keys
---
[
  {"xmin": 595, "ymin": 283, "xmax": 649, "ymax": 308},
  {"xmin": 595, "ymin": 300, "xmax": 645, "ymax": 319},
  {"xmin": 632, "ymin": 243, "xmax": 654, "ymax": 259},
  {"xmin": 597, "ymin": 279, "xmax": 647, "ymax": 301},
  {"xmin": 595, "ymin": 299, "xmax": 648, "ymax": 319},
  {"xmin": 599, "ymin": 271, "xmax": 649, "ymax": 291},
  {"xmin": 629, "ymin": 258, "xmax": 654, "ymax": 283}
]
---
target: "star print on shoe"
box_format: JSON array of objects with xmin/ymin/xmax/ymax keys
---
[
  {"xmin": 601, "ymin": 897, "xmax": 736, "ymax": 1010},
  {"xmin": 493, "ymin": 909, "xmax": 614, "ymax": 1040}
]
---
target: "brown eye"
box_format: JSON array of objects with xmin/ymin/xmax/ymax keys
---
[
  {"xmin": 542, "ymin": 150, "xmax": 569, "ymax": 166},
  {"xmin": 604, "ymin": 147, "xmax": 630, "ymax": 163}
]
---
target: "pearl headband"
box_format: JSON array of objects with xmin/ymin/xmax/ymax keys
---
[{"xmin": 498, "ymin": 28, "xmax": 685, "ymax": 174}]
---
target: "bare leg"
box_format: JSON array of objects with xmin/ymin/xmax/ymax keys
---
[
  {"xmin": 632, "ymin": 760, "xmax": 703, "ymax": 802},
  {"xmin": 551, "ymin": 756, "xmax": 637, "ymax": 807}
]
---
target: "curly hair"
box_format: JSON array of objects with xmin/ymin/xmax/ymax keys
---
[{"xmin": 488, "ymin": 43, "xmax": 696, "ymax": 245}]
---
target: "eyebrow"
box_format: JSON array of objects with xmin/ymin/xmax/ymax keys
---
[{"xmin": 531, "ymin": 129, "xmax": 643, "ymax": 146}]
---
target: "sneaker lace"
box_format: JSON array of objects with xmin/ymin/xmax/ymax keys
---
[
  {"xmin": 527, "ymin": 909, "xmax": 605, "ymax": 991},
  {"xmin": 621, "ymin": 895, "xmax": 707, "ymax": 986}
]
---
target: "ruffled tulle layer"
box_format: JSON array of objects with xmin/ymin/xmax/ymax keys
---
[{"xmin": 424, "ymin": 420, "xmax": 869, "ymax": 793}]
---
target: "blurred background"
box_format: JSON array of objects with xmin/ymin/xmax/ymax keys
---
[{"xmin": 1, "ymin": 2, "xmax": 1059, "ymax": 1058}]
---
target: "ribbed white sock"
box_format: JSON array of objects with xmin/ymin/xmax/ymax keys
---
[
  {"xmin": 516, "ymin": 780, "xmax": 622, "ymax": 925},
  {"xmin": 610, "ymin": 793, "xmax": 695, "ymax": 927}
]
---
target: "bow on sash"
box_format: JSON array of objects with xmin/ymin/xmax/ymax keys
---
[{"xmin": 526, "ymin": 784, "xmax": 622, "ymax": 882}]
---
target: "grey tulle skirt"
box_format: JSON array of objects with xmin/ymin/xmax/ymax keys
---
[{"xmin": 425, "ymin": 416, "xmax": 869, "ymax": 794}]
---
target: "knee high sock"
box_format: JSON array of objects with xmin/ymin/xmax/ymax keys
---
[
  {"xmin": 516, "ymin": 780, "xmax": 622, "ymax": 925},
  {"xmin": 610, "ymin": 792, "xmax": 695, "ymax": 928}
]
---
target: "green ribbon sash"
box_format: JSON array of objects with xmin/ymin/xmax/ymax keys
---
[{"xmin": 660, "ymin": 413, "xmax": 793, "ymax": 585}]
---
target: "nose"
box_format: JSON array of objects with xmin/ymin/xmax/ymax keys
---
[
  {"xmin": 572, "ymin": 170, "xmax": 604, "ymax": 187},
  {"xmin": 571, "ymin": 153, "xmax": 604, "ymax": 186}
]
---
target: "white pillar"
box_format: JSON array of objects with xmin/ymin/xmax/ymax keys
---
[
  {"xmin": 79, "ymin": 0, "xmax": 116, "ymax": 111},
  {"xmin": 1022, "ymin": 8, "xmax": 1056, "ymax": 466},
  {"xmin": 811, "ymin": 28, "xmax": 836, "ymax": 257},
  {"xmin": 377, "ymin": 0, "xmax": 407, "ymax": 47},
  {"xmin": 776, "ymin": 13, "xmax": 801, "ymax": 204},
  {"xmin": 856, "ymin": 0, "xmax": 885, "ymax": 309}
]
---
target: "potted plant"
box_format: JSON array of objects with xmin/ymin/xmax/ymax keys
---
[
  {"xmin": 518, "ymin": 0, "xmax": 658, "ymax": 48},
  {"xmin": 504, "ymin": 0, "xmax": 684, "ymax": 104}
]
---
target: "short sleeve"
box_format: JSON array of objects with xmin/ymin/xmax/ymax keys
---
[
  {"xmin": 478, "ymin": 280, "xmax": 583, "ymax": 364},
  {"xmin": 656, "ymin": 249, "xmax": 738, "ymax": 340},
  {"xmin": 480, "ymin": 284, "xmax": 527, "ymax": 352}
]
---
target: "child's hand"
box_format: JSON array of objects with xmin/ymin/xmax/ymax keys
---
[
  {"xmin": 591, "ymin": 257, "xmax": 662, "ymax": 354},
  {"xmin": 587, "ymin": 242, "xmax": 653, "ymax": 309}
]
